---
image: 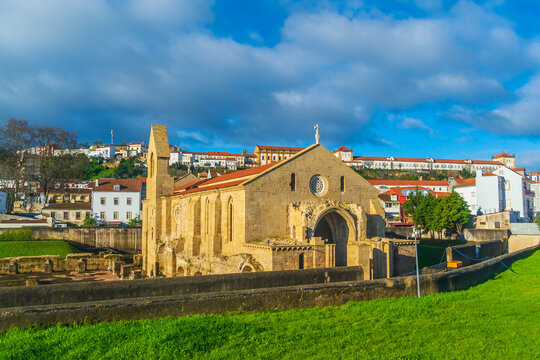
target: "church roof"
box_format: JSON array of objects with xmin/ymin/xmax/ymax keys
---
[
  {"xmin": 493, "ymin": 152, "xmax": 514, "ymax": 158},
  {"xmin": 173, "ymin": 161, "xmax": 281, "ymax": 195},
  {"xmin": 173, "ymin": 144, "xmax": 321, "ymax": 196}
]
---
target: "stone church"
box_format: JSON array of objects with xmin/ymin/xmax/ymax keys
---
[{"xmin": 143, "ymin": 125, "xmax": 410, "ymax": 279}]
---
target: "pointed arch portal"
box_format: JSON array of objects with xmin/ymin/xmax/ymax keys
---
[{"xmin": 314, "ymin": 210, "xmax": 349, "ymax": 266}]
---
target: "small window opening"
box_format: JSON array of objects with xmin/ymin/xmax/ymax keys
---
[{"xmin": 290, "ymin": 173, "xmax": 296, "ymax": 191}]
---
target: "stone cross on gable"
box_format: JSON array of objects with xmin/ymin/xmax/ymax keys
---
[{"xmin": 314, "ymin": 124, "xmax": 320, "ymax": 144}]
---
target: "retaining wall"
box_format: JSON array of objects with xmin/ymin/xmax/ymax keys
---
[
  {"xmin": 0, "ymin": 227, "xmax": 141, "ymax": 253},
  {"xmin": 463, "ymin": 228, "xmax": 509, "ymax": 242},
  {"xmin": 0, "ymin": 245, "xmax": 538, "ymax": 330}
]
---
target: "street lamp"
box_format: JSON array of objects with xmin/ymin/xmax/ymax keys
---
[{"xmin": 413, "ymin": 226, "xmax": 421, "ymax": 298}]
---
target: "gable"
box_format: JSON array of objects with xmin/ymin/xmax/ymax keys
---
[{"xmin": 243, "ymin": 144, "xmax": 381, "ymax": 209}]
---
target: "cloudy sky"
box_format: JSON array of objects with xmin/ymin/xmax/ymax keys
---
[{"xmin": 1, "ymin": 0, "xmax": 540, "ymax": 168}]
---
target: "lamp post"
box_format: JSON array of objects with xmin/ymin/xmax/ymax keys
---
[{"xmin": 414, "ymin": 226, "xmax": 421, "ymax": 298}]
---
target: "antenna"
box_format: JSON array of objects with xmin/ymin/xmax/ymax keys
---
[{"xmin": 111, "ymin": 129, "xmax": 114, "ymax": 145}]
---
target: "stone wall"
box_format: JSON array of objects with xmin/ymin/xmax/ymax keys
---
[
  {"xmin": 0, "ymin": 253, "xmax": 124, "ymax": 274},
  {"xmin": 0, "ymin": 227, "xmax": 141, "ymax": 253},
  {"xmin": 509, "ymin": 223, "xmax": 540, "ymax": 235},
  {"xmin": 1, "ymin": 244, "xmax": 537, "ymax": 330}
]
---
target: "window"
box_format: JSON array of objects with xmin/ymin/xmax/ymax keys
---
[
  {"xmin": 63, "ymin": 212, "xmax": 69, "ymax": 220},
  {"xmin": 100, "ymin": 211, "xmax": 106, "ymax": 219},
  {"xmin": 113, "ymin": 212, "xmax": 119, "ymax": 220},
  {"xmin": 340, "ymin": 176, "xmax": 345, "ymax": 193},
  {"xmin": 228, "ymin": 202, "xmax": 233, "ymax": 242},
  {"xmin": 100, "ymin": 197, "xmax": 106, "ymax": 205},
  {"xmin": 85, "ymin": 212, "xmax": 90, "ymax": 218},
  {"xmin": 75, "ymin": 212, "xmax": 81, "ymax": 220},
  {"xmin": 114, "ymin": 197, "xmax": 119, "ymax": 205},
  {"xmin": 299, "ymin": 253, "xmax": 304, "ymax": 270},
  {"xmin": 126, "ymin": 211, "xmax": 132, "ymax": 220},
  {"xmin": 51, "ymin": 212, "xmax": 55, "ymax": 219},
  {"xmin": 127, "ymin": 197, "xmax": 132, "ymax": 205},
  {"xmin": 290, "ymin": 173, "xmax": 296, "ymax": 191}
]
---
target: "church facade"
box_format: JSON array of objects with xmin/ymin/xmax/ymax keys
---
[{"xmin": 143, "ymin": 125, "xmax": 397, "ymax": 279}]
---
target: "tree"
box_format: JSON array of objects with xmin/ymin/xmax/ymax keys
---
[
  {"xmin": 82, "ymin": 216, "xmax": 98, "ymax": 227},
  {"xmin": 112, "ymin": 157, "xmax": 146, "ymax": 179},
  {"xmin": 440, "ymin": 192, "xmax": 471, "ymax": 236},
  {"xmin": 0, "ymin": 119, "xmax": 80, "ymax": 210},
  {"xmin": 127, "ymin": 217, "xmax": 142, "ymax": 227}
]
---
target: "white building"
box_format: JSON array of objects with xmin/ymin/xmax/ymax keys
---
[
  {"xmin": 332, "ymin": 146, "xmax": 353, "ymax": 162},
  {"xmin": 530, "ymin": 182, "xmax": 540, "ymax": 216},
  {"xmin": 454, "ymin": 168, "xmax": 534, "ymax": 220},
  {"xmin": 88, "ymin": 146, "xmax": 116, "ymax": 159},
  {"xmin": 91, "ymin": 178, "xmax": 145, "ymax": 225},
  {"xmin": 348, "ymin": 156, "xmax": 502, "ymax": 173},
  {"xmin": 368, "ymin": 180, "xmax": 449, "ymax": 193},
  {"xmin": 128, "ymin": 142, "xmax": 147, "ymax": 154}
]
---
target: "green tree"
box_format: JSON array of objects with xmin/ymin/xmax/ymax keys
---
[
  {"xmin": 127, "ymin": 217, "xmax": 142, "ymax": 227},
  {"xmin": 82, "ymin": 216, "xmax": 98, "ymax": 227},
  {"xmin": 441, "ymin": 191, "xmax": 471, "ymax": 236},
  {"xmin": 112, "ymin": 157, "xmax": 146, "ymax": 179}
]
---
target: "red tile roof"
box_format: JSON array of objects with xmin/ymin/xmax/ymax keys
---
[
  {"xmin": 256, "ymin": 145, "xmax": 304, "ymax": 151},
  {"xmin": 368, "ymin": 180, "xmax": 448, "ymax": 186},
  {"xmin": 174, "ymin": 161, "xmax": 281, "ymax": 195},
  {"xmin": 333, "ymin": 146, "xmax": 352, "ymax": 152},
  {"xmin": 454, "ymin": 178, "xmax": 476, "ymax": 187},
  {"xmin": 94, "ymin": 179, "xmax": 144, "ymax": 192},
  {"xmin": 493, "ymin": 152, "xmax": 514, "ymax": 158}
]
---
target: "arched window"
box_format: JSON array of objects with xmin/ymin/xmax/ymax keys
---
[
  {"xmin": 340, "ymin": 176, "xmax": 345, "ymax": 193},
  {"xmin": 299, "ymin": 253, "xmax": 304, "ymax": 270},
  {"xmin": 149, "ymin": 153, "xmax": 154, "ymax": 178},
  {"xmin": 205, "ymin": 199, "xmax": 210, "ymax": 235},
  {"xmin": 228, "ymin": 201, "xmax": 233, "ymax": 242},
  {"xmin": 290, "ymin": 173, "xmax": 296, "ymax": 191},
  {"xmin": 291, "ymin": 225, "xmax": 296, "ymax": 239}
]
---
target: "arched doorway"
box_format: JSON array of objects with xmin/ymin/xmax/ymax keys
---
[{"xmin": 314, "ymin": 211, "xmax": 349, "ymax": 266}]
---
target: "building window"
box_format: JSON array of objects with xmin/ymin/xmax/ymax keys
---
[
  {"xmin": 86, "ymin": 212, "xmax": 90, "ymax": 218},
  {"xmin": 100, "ymin": 212, "xmax": 106, "ymax": 219},
  {"xmin": 114, "ymin": 197, "xmax": 119, "ymax": 205},
  {"xmin": 340, "ymin": 176, "xmax": 345, "ymax": 193},
  {"xmin": 113, "ymin": 212, "xmax": 119, "ymax": 220},
  {"xmin": 51, "ymin": 212, "xmax": 55, "ymax": 219},
  {"xmin": 299, "ymin": 253, "xmax": 304, "ymax": 270},
  {"xmin": 228, "ymin": 202, "xmax": 233, "ymax": 242},
  {"xmin": 126, "ymin": 211, "xmax": 132, "ymax": 220},
  {"xmin": 75, "ymin": 212, "xmax": 81, "ymax": 220},
  {"xmin": 290, "ymin": 173, "xmax": 296, "ymax": 191},
  {"xmin": 127, "ymin": 197, "xmax": 132, "ymax": 205},
  {"xmin": 100, "ymin": 197, "xmax": 106, "ymax": 205},
  {"xmin": 63, "ymin": 212, "xmax": 69, "ymax": 220}
]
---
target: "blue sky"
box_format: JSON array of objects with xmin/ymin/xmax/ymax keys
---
[{"xmin": 2, "ymin": 0, "xmax": 540, "ymax": 168}]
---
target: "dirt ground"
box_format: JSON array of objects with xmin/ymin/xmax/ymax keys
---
[{"xmin": 0, "ymin": 270, "xmax": 120, "ymax": 287}]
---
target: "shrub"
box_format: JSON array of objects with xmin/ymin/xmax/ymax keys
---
[{"xmin": 0, "ymin": 229, "xmax": 33, "ymax": 241}]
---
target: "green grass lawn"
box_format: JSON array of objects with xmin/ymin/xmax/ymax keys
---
[
  {"xmin": 0, "ymin": 240, "xmax": 82, "ymax": 259},
  {"xmin": 1, "ymin": 250, "xmax": 539, "ymax": 359}
]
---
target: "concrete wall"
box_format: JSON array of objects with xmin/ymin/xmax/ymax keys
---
[
  {"xmin": 509, "ymin": 223, "xmax": 540, "ymax": 235},
  {"xmin": 463, "ymin": 228, "xmax": 509, "ymax": 242},
  {"xmin": 508, "ymin": 235, "xmax": 540, "ymax": 253},
  {"xmin": 0, "ymin": 227, "xmax": 141, "ymax": 253},
  {"xmin": 1, "ymin": 244, "xmax": 537, "ymax": 330}
]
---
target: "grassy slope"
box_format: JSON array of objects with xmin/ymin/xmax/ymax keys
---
[
  {"xmin": 0, "ymin": 241, "xmax": 82, "ymax": 259},
  {"xmin": 1, "ymin": 251, "xmax": 539, "ymax": 359}
]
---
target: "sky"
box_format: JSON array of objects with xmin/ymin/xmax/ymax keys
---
[{"xmin": 2, "ymin": 0, "xmax": 540, "ymax": 168}]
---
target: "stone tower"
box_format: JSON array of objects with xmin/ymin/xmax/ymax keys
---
[{"xmin": 142, "ymin": 125, "xmax": 173, "ymax": 276}]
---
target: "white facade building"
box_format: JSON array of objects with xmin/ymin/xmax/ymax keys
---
[
  {"xmin": 368, "ymin": 180, "xmax": 449, "ymax": 193},
  {"xmin": 91, "ymin": 178, "xmax": 145, "ymax": 225},
  {"xmin": 348, "ymin": 156, "xmax": 501, "ymax": 173},
  {"xmin": 455, "ymin": 168, "xmax": 534, "ymax": 220},
  {"xmin": 88, "ymin": 146, "xmax": 116, "ymax": 159}
]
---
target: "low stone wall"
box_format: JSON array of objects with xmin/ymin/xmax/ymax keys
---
[
  {"xmin": 0, "ymin": 253, "xmax": 124, "ymax": 274},
  {"xmin": 0, "ymin": 227, "xmax": 141, "ymax": 253},
  {"xmin": 0, "ymin": 266, "xmax": 364, "ymax": 308},
  {"xmin": 1, "ymin": 245, "xmax": 537, "ymax": 330}
]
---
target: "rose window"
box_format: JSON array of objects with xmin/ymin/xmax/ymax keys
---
[{"xmin": 309, "ymin": 175, "xmax": 327, "ymax": 196}]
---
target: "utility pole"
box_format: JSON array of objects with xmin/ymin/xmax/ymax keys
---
[{"xmin": 414, "ymin": 227, "xmax": 421, "ymax": 298}]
